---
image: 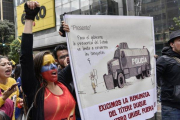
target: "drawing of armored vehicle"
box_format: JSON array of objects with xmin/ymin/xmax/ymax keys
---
[{"xmin": 103, "ymin": 42, "xmax": 151, "ymax": 90}]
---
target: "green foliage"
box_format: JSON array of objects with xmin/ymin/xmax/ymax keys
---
[
  {"xmin": 8, "ymin": 38, "xmax": 21, "ymax": 63},
  {"xmin": 173, "ymin": 8, "xmax": 180, "ymax": 29},
  {"xmin": 173, "ymin": 17, "xmax": 180, "ymax": 27},
  {"xmin": 0, "ymin": 20, "xmax": 15, "ymax": 55}
]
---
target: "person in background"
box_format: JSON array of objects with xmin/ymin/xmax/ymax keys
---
[
  {"xmin": 53, "ymin": 45, "xmax": 69, "ymax": 70},
  {"xmin": 53, "ymin": 45, "xmax": 72, "ymax": 91},
  {"xmin": 157, "ymin": 29, "xmax": 180, "ymax": 120},
  {"xmin": 0, "ymin": 84, "xmax": 18, "ymax": 120},
  {"xmin": 57, "ymin": 22, "xmax": 81, "ymax": 120},
  {"xmin": 0, "ymin": 110, "xmax": 12, "ymax": 120},
  {"xmin": 14, "ymin": 64, "xmax": 23, "ymax": 120},
  {"xmin": 11, "ymin": 64, "xmax": 16, "ymax": 78},
  {"xmin": 0, "ymin": 55, "xmax": 23, "ymax": 120}
]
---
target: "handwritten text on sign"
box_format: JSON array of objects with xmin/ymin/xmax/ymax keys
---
[{"xmin": 71, "ymin": 25, "xmax": 108, "ymax": 57}]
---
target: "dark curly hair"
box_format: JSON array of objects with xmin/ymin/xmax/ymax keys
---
[
  {"xmin": 53, "ymin": 44, "xmax": 67, "ymax": 59},
  {"xmin": 23, "ymin": 51, "xmax": 50, "ymax": 115},
  {"xmin": 31, "ymin": 51, "xmax": 50, "ymax": 107}
]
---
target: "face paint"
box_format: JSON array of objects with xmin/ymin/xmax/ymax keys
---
[
  {"xmin": 41, "ymin": 54, "xmax": 58, "ymax": 82},
  {"xmin": 41, "ymin": 63, "xmax": 57, "ymax": 73}
]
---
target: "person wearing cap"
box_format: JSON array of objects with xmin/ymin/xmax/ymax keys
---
[{"xmin": 156, "ymin": 30, "xmax": 180, "ymax": 120}]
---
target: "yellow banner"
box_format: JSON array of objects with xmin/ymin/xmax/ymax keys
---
[{"xmin": 16, "ymin": 0, "xmax": 55, "ymax": 36}]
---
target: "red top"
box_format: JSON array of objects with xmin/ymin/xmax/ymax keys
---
[{"xmin": 44, "ymin": 82, "xmax": 76, "ymax": 120}]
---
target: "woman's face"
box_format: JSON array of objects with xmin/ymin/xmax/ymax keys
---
[
  {"xmin": 0, "ymin": 58, "xmax": 12, "ymax": 79},
  {"xmin": 41, "ymin": 54, "xmax": 58, "ymax": 82}
]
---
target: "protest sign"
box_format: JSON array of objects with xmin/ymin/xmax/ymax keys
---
[{"xmin": 64, "ymin": 15, "xmax": 157, "ymax": 120}]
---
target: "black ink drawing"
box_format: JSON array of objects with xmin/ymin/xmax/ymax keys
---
[
  {"xmin": 89, "ymin": 69, "xmax": 98, "ymax": 94},
  {"xmin": 87, "ymin": 58, "xmax": 91, "ymax": 65},
  {"xmin": 103, "ymin": 42, "xmax": 151, "ymax": 90}
]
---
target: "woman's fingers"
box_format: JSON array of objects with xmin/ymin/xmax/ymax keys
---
[
  {"xmin": 27, "ymin": 1, "xmax": 30, "ymax": 8},
  {"xmin": 30, "ymin": 1, "xmax": 33, "ymax": 9},
  {"xmin": 35, "ymin": 1, "xmax": 40, "ymax": 7},
  {"xmin": 27, "ymin": 1, "xmax": 39, "ymax": 9},
  {"xmin": 13, "ymin": 87, "xmax": 17, "ymax": 92},
  {"xmin": 33, "ymin": 2, "xmax": 35, "ymax": 9}
]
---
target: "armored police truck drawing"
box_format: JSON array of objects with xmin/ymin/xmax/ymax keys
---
[{"xmin": 103, "ymin": 42, "xmax": 151, "ymax": 90}]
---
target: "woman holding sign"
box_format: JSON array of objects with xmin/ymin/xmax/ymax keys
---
[{"xmin": 20, "ymin": 1, "xmax": 76, "ymax": 120}]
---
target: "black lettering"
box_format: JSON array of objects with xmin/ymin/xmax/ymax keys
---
[
  {"xmin": 39, "ymin": 6, "xmax": 46, "ymax": 18},
  {"xmin": 36, "ymin": 15, "xmax": 39, "ymax": 20},
  {"xmin": 21, "ymin": 13, "xmax": 25, "ymax": 25}
]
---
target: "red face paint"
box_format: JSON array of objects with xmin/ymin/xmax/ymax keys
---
[
  {"xmin": 41, "ymin": 68, "xmax": 58, "ymax": 82},
  {"xmin": 41, "ymin": 54, "xmax": 58, "ymax": 82}
]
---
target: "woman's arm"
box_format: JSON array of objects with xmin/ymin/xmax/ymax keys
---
[
  {"xmin": 0, "ymin": 83, "xmax": 17, "ymax": 107},
  {"xmin": 20, "ymin": 1, "xmax": 40, "ymax": 96}
]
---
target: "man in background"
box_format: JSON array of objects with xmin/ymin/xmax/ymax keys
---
[
  {"xmin": 157, "ymin": 30, "xmax": 180, "ymax": 120},
  {"xmin": 53, "ymin": 22, "xmax": 81, "ymax": 120},
  {"xmin": 53, "ymin": 45, "xmax": 69, "ymax": 70}
]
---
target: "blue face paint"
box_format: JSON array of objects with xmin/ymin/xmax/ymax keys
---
[{"xmin": 41, "ymin": 63, "xmax": 57, "ymax": 73}]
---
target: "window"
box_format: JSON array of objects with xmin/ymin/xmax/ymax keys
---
[{"xmin": 71, "ymin": 0, "xmax": 79, "ymax": 11}]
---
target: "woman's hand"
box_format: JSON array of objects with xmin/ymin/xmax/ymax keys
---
[
  {"xmin": 25, "ymin": 1, "xmax": 40, "ymax": 21},
  {"xmin": 24, "ymin": 1, "xmax": 40, "ymax": 33},
  {"xmin": 2, "ymin": 83, "xmax": 17, "ymax": 101}
]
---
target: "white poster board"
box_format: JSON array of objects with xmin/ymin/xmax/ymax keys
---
[{"xmin": 64, "ymin": 15, "xmax": 157, "ymax": 120}]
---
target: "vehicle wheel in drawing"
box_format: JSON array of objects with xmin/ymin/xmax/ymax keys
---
[
  {"xmin": 136, "ymin": 75, "xmax": 141, "ymax": 79},
  {"xmin": 145, "ymin": 70, "xmax": 151, "ymax": 77},
  {"xmin": 141, "ymin": 72, "xmax": 145, "ymax": 79},
  {"xmin": 117, "ymin": 73, "xmax": 125, "ymax": 88}
]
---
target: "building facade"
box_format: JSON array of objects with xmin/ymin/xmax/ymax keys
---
[
  {"xmin": 0, "ymin": 0, "xmax": 14, "ymax": 22},
  {"xmin": 14, "ymin": 0, "xmax": 180, "ymax": 55},
  {"xmin": 141, "ymin": 0, "xmax": 180, "ymax": 55}
]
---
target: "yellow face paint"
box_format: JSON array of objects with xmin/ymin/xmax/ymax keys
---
[
  {"xmin": 41, "ymin": 54, "xmax": 57, "ymax": 82},
  {"xmin": 42, "ymin": 54, "xmax": 55, "ymax": 66}
]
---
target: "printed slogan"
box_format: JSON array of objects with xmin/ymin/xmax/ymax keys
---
[{"xmin": 99, "ymin": 92, "xmax": 154, "ymax": 120}]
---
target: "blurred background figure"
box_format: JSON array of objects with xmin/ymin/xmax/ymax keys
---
[
  {"xmin": 11, "ymin": 60, "xmax": 16, "ymax": 79},
  {"xmin": 14, "ymin": 64, "xmax": 23, "ymax": 120}
]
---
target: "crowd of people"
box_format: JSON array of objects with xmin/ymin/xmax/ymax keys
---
[{"xmin": 0, "ymin": 1, "xmax": 180, "ymax": 120}]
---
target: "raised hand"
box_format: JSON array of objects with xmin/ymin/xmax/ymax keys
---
[
  {"xmin": 24, "ymin": 1, "xmax": 40, "ymax": 20},
  {"xmin": 63, "ymin": 57, "xmax": 69, "ymax": 67}
]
